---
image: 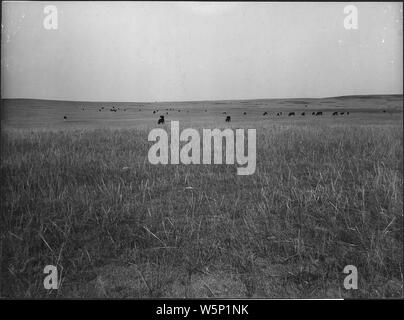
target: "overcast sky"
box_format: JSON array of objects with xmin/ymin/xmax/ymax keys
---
[{"xmin": 1, "ymin": 2, "xmax": 403, "ymax": 102}]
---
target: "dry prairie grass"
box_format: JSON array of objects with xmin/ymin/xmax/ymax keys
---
[{"xmin": 1, "ymin": 122, "xmax": 402, "ymax": 298}]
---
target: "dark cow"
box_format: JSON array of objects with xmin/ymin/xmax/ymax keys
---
[
  {"xmin": 332, "ymin": 112, "xmax": 338, "ymax": 116},
  {"xmin": 225, "ymin": 116, "xmax": 231, "ymax": 122},
  {"xmin": 347, "ymin": 112, "xmax": 350, "ymax": 115},
  {"xmin": 301, "ymin": 112, "xmax": 305, "ymax": 116},
  {"xmin": 277, "ymin": 112, "xmax": 281, "ymax": 116},
  {"xmin": 312, "ymin": 112, "xmax": 315, "ymax": 115},
  {"xmin": 63, "ymin": 116, "xmax": 67, "ymax": 120},
  {"xmin": 223, "ymin": 112, "xmax": 227, "ymax": 114},
  {"xmin": 153, "ymin": 110, "xmax": 156, "ymax": 114},
  {"xmin": 316, "ymin": 111, "xmax": 323, "ymax": 116},
  {"xmin": 340, "ymin": 112, "xmax": 344, "ymax": 115},
  {"xmin": 158, "ymin": 116, "xmax": 165, "ymax": 125},
  {"xmin": 243, "ymin": 112, "xmax": 247, "ymax": 115},
  {"xmin": 263, "ymin": 112, "xmax": 268, "ymax": 116},
  {"xmin": 288, "ymin": 112, "xmax": 295, "ymax": 116},
  {"xmin": 383, "ymin": 110, "xmax": 386, "ymax": 113}
]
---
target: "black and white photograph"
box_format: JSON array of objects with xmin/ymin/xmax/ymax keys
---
[{"xmin": 0, "ymin": 1, "xmax": 403, "ymax": 302}]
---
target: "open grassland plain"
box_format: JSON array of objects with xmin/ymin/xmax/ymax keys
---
[{"xmin": 1, "ymin": 95, "xmax": 403, "ymax": 298}]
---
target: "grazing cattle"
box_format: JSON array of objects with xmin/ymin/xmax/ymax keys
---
[
  {"xmin": 301, "ymin": 112, "xmax": 305, "ymax": 116},
  {"xmin": 263, "ymin": 112, "xmax": 268, "ymax": 116},
  {"xmin": 383, "ymin": 110, "xmax": 386, "ymax": 113},
  {"xmin": 158, "ymin": 116, "xmax": 165, "ymax": 124},
  {"xmin": 347, "ymin": 112, "xmax": 350, "ymax": 115},
  {"xmin": 243, "ymin": 112, "xmax": 247, "ymax": 115},
  {"xmin": 63, "ymin": 116, "xmax": 67, "ymax": 120},
  {"xmin": 312, "ymin": 112, "xmax": 315, "ymax": 115},
  {"xmin": 340, "ymin": 112, "xmax": 344, "ymax": 115},
  {"xmin": 332, "ymin": 111, "xmax": 338, "ymax": 116},
  {"xmin": 225, "ymin": 116, "xmax": 231, "ymax": 122},
  {"xmin": 316, "ymin": 111, "xmax": 323, "ymax": 116},
  {"xmin": 288, "ymin": 112, "xmax": 295, "ymax": 116},
  {"xmin": 153, "ymin": 110, "xmax": 156, "ymax": 114},
  {"xmin": 223, "ymin": 112, "xmax": 227, "ymax": 114},
  {"xmin": 277, "ymin": 112, "xmax": 280, "ymax": 116}
]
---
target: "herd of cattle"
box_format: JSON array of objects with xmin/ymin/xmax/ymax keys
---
[
  {"xmin": 62, "ymin": 106, "xmax": 389, "ymax": 123},
  {"xmin": 209, "ymin": 110, "xmax": 350, "ymax": 123},
  {"xmin": 152, "ymin": 109, "xmax": 354, "ymax": 124}
]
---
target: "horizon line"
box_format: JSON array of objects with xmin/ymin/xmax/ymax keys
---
[{"xmin": 2, "ymin": 93, "xmax": 403, "ymax": 104}]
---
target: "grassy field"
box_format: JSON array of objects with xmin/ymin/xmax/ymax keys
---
[{"xmin": 1, "ymin": 95, "xmax": 403, "ymax": 298}]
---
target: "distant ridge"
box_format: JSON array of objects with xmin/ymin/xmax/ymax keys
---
[
  {"xmin": 327, "ymin": 94, "xmax": 403, "ymax": 99},
  {"xmin": 1, "ymin": 94, "xmax": 402, "ymax": 105}
]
